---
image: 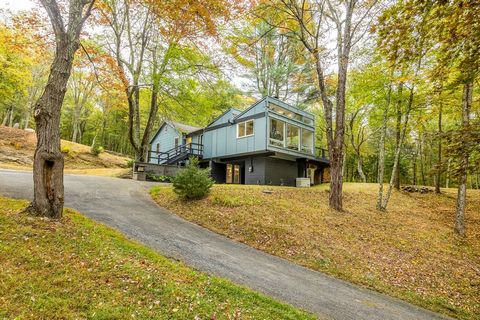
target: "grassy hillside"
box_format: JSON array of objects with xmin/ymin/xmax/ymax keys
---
[
  {"xmin": 0, "ymin": 196, "xmax": 313, "ymax": 320},
  {"xmin": 0, "ymin": 126, "xmax": 130, "ymax": 176},
  {"xmin": 151, "ymin": 183, "xmax": 480, "ymax": 320}
]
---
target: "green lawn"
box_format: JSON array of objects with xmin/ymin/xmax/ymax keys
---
[
  {"xmin": 151, "ymin": 183, "xmax": 480, "ymax": 320},
  {"xmin": 0, "ymin": 196, "xmax": 313, "ymax": 320}
]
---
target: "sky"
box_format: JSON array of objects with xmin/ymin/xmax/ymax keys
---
[{"xmin": 0, "ymin": 0, "xmax": 35, "ymax": 12}]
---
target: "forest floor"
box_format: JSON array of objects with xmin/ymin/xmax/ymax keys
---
[
  {"xmin": 151, "ymin": 183, "xmax": 480, "ymax": 320},
  {"xmin": 0, "ymin": 126, "xmax": 131, "ymax": 176},
  {"xmin": 0, "ymin": 196, "xmax": 312, "ymax": 320}
]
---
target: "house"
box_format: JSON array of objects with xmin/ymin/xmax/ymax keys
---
[{"xmin": 148, "ymin": 96, "xmax": 329, "ymax": 186}]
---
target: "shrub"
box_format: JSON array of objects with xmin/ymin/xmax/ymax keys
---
[
  {"xmin": 91, "ymin": 145, "xmax": 104, "ymax": 156},
  {"xmin": 126, "ymin": 159, "xmax": 134, "ymax": 168},
  {"xmin": 61, "ymin": 145, "xmax": 72, "ymax": 155},
  {"xmin": 172, "ymin": 157, "xmax": 214, "ymax": 200},
  {"xmin": 146, "ymin": 173, "xmax": 173, "ymax": 183}
]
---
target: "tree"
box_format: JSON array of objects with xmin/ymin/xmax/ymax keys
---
[
  {"xmin": 376, "ymin": 0, "xmax": 479, "ymax": 233},
  {"xmin": 25, "ymin": 0, "xmax": 95, "ymax": 218},
  {"xmin": 258, "ymin": 0, "xmax": 380, "ymax": 210},
  {"xmin": 227, "ymin": 17, "xmax": 314, "ymax": 103},
  {"xmin": 0, "ymin": 25, "xmax": 33, "ymax": 126}
]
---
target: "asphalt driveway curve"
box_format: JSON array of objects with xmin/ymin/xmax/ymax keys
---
[{"xmin": 0, "ymin": 169, "xmax": 453, "ymax": 320}]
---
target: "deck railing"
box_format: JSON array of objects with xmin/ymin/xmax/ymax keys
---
[
  {"xmin": 316, "ymin": 147, "xmax": 329, "ymax": 159},
  {"xmin": 148, "ymin": 143, "xmax": 203, "ymax": 164}
]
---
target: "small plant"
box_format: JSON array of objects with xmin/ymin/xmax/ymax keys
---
[
  {"xmin": 172, "ymin": 157, "xmax": 214, "ymax": 200},
  {"xmin": 11, "ymin": 142, "xmax": 23, "ymax": 150},
  {"xmin": 126, "ymin": 159, "xmax": 134, "ymax": 168},
  {"xmin": 146, "ymin": 173, "xmax": 173, "ymax": 183},
  {"xmin": 61, "ymin": 145, "xmax": 72, "ymax": 155},
  {"xmin": 91, "ymin": 145, "xmax": 104, "ymax": 156}
]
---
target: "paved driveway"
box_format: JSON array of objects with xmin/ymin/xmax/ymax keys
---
[{"xmin": 0, "ymin": 170, "xmax": 452, "ymax": 320}]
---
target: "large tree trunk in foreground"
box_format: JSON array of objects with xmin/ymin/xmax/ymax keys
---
[
  {"xmin": 26, "ymin": 40, "xmax": 79, "ymax": 218},
  {"xmin": 454, "ymin": 82, "xmax": 472, "ymax": 236},
  {"xmin": 25, "ymin": 0, "xmax": 94, "ymax": 218}
]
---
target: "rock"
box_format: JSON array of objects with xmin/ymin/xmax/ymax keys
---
[
  {"xmin": 401, "ymin": 185, "xmax": 433, "ymax": 193},
  {"xmin": 13, "ymin": 123, "xmax": 19, "ymax": 128},
  {"xmin": 262, "ymin": 189, "xmax": 273, "ymax": 194},
  {"xmin": 25, "ymin": 128, "xmax": 35, "ymax": 133}
]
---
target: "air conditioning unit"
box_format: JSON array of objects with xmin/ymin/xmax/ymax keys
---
[{"xmin": 296, "ymin": 178, "xmax": 311, "ymax": 188}]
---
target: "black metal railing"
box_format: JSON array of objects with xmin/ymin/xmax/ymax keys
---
[
  {"xmin": 316, "ymin": 146, "xmax": 329, "ymax": 159},
  {"xmin": 148, "ymin": 143, "xmax": 203, "ymax": 164}
]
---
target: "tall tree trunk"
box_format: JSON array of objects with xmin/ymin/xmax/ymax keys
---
[
  {"xmin": 24, "ymin": 103, "xmax": 33, "ymax": 129},
  {"xmin": 25, "ymin": 0, "xmax": 94, "ymax": 218},
  {"xmin": 445, "ymin": 158, "xmax": 450, "ymax": 188},
  {"xmin": 394, "ymin": 82, "xmax": 404, "ymax": 189},
  {"xmin": 8, "ymin": 107, "xmax": 14, "ymax": 127},
  {"xmin": 377, "ymin": 75, "xmax": 394, "ymax": 210},
  {"xmin": 26, "ymin": 40, "xmax": 77, "ymax": 218},
  {"xmin": 435, "ymin": 101, "xmax": 443, "ymax": 193},
  {"xmin": 357, "ymin": 156, "xmax": 366, "ymax": 183},
  {"xmin": 412, "ymin": 144, "xmax": 417, "ymax": 185},
  {"xmin": 1, "ymin": 107, "xmax": 10, "ymax": 126},
  {"xmin": 454, "ymin": 82, "xmax": 472, "ymax": 236},
  {"xmin": 381, "ymin": 85, "xmax": 414, "ymax": 211}
]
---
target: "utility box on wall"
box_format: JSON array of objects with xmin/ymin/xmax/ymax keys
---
[{"xmin": 296, "ymin": 177, "xmax": 311, "ymax": 188}]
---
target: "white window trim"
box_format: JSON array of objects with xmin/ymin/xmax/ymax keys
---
[{"xmin": 236, "ymin": 120, "xmax": 254, "ymax": 139}]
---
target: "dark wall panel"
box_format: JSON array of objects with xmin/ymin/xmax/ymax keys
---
[
  {"xmin": 210, "ymin": 161, "xmax": 226, "ymax": 183},
  {"xmin": 264, "ymin": 157, "xmax": 298, "ymax": 186},
  {"xmin": 244, "ymin": 157, "xmax": 266, "ymax": 185}
]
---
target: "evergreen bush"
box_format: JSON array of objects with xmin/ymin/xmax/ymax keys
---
[{"xmin": 173, "ymin": 157, "xmax": 214, "ymax": 200}]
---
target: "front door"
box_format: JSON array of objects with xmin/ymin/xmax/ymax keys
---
[{"xmin": 226, "ymin": 164, "xmax": 241, "ymax": 184}]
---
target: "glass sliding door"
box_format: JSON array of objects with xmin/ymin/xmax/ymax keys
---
[
  {"xmin": 226, "ymin": 164, "xmax": 241, "ymax": 184},
  {"xmin": 233, "ymin": 165, "xmax": 240, "ymax": 184},
  {"xmin": 226, "ymin": 164, "xmax": 233, "ymax": 184}
]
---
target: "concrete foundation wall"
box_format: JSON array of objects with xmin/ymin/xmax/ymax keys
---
[{"xmin": 133, "ymin": 162, "xmax": 183, "ymax": 180}]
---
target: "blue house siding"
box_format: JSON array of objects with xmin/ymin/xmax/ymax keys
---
[
  {"xmin": 203, "ymin": 116, "xmax": 267, "ymax": 159},
  {"xmin": 148, "ymin": 96, "xmax": 329, "ymax": 185},
  {"xmin": 149, "ymin": 123, "xmax": 182, "ymax": 164},
  {"xmin": 207, "ymin": 108, "xmax": 241, "ymax": 127}
]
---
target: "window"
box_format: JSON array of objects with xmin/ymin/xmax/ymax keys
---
[
  {"xmin": 269, "ymin": 118, "xmax": 285, "ymax": 147},
  {"xmin": 287, "ymin": 124, "xmax": 299, "ymax": 150},
  {"xmin": 268, "ymin": 102, "xmax": 314, "ymax": 126},
  {"xmin": 301, "ymin": 129, "xmax": 314, "ymax": 154},
  {"xmin": 237, "ymin": 120, "xmax": 254, "ymax": 138},
  {"xmin": 156, "ymin": 143, "xmax": 160, "ymax": 153},
  {"xmin": 174, "ymin": 137, "xmax": 179, "ymax": 148}
]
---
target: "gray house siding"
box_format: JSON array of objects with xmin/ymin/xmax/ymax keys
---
[
  {"xmin": 217, "ymin": 155, "xmax": 301, "ymax": 186},
  {"xmin": 244, "ymin": 157, "xmax": 267, "ymax": 185}
]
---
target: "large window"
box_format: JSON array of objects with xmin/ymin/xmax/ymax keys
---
[
  {"xmin": 301, "ymin": 129, "xmax": 314, "ymax": 154},
  {"xmin": 287, "ymin": 124, "xmax": 299, "ymax": 150},
  {"xmin": 268, "ymin": 102, "xmax": 314, "ymax": 126},
  {"xmin": 269, "ymin": 118, "xmax": 285, "ymax": 147},
  {"xmin": 237, "ymin": 120, "xmax": 254, "ymax": 138}
]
